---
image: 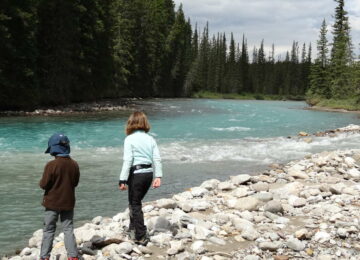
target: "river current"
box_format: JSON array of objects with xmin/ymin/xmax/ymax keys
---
[{"xmin": 1, "ymin": 99, "xmax": 360, "ymax": 255}]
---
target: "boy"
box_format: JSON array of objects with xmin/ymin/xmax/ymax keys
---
[{"xmin": 39, "ymin": 133, "xmax": 80, "ymax": 260}]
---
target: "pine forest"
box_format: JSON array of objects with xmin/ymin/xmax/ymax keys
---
[{"xmin": 0, "ymin": 0, "xmax": 359, "ymax": 110}]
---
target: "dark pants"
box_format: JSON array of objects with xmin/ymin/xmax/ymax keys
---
[{"xmin": 127, "ymin": 169, "xmax": 153, "ymax": 240}]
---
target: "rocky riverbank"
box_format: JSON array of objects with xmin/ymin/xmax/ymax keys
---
[
  {"xmin": 0, "ymin": 99, "xmax": 136, "ymax": 117},
  {"xmin": 4, "ymin": 126, "xmax": 360, "ymax": 260}
]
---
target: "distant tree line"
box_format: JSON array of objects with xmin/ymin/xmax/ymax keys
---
[
  {"xmin": 0, "ymin": 0, "xmax": 359, "ymax": 110},
  {"xmin": 307, "ymin": 0, "xmax": 360, "ymax": 104},
  {"xmin": 185, "ymin": 25, "xmax": 312, "ymax": 98}
]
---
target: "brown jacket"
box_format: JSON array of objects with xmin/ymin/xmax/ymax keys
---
[{"xmin": 39, "ymin": 157, "xmax": 80, "ymax": 211}]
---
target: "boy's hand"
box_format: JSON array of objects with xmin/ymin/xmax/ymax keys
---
[
  {"xmin": 119, "ymin": 184, "xmax": 127, "ymax": 190},
  {"xmin": 152, "ymin": 178, "xmax": 161, "ymax": 188}
]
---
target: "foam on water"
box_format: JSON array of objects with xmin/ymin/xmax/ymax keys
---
[{"xmin": 210, "ymin": 126, "xmax": 251, "ymax": 132}]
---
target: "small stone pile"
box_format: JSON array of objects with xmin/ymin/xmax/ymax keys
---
[{"xmin": 4, "ymin": 127, "xmax": 360, "ymax": 260}]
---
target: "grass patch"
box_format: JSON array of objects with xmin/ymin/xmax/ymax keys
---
[
  {"xmin": 307, "ymin": 97, "xmax": 360, "ymax": 111},
  {"xmin": 191, "ymin": 91, "xmax": 305, "ymax": 101}
]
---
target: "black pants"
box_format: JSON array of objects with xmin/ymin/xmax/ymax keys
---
[{"xmin": 127, "ymin": 169, "xmax": 153, "ymax": 240}]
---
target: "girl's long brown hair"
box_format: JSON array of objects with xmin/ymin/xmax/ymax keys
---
[{"xmin": 125, "ymin": 111, "xmax": 151, "ymax": 135}]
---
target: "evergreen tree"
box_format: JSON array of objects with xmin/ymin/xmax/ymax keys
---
[
  {"xmin": 0, "ymin": 0, "xmax": 39, "ymax": 109},
  {"xmin": 330, "ymin": 0, "xmax": 353, "ymax": 98},
  {"xmin": 308, "ymin": 19, "xmax": 331, "ymax": 99}
]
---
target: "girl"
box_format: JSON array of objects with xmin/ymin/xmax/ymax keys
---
[{"xmin": 119, "ymin": 111, "xmax": 162, "ymax": 245}]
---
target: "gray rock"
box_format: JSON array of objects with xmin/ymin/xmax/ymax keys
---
[
  {"xmin": 208, "ymin": 236, "xmax": 226, "ymax": 245},
  {"xmin": 286, "ymin": 237, "xmax": 305, "ymax": 251},
  {"xmin": 176, "ymin": 251, "xmax": 195, "ymax": 260},
  {"xmin": 251, "ymin": 182, "xmax": 269, "ymax": 192},
  {"xmin": 264, "ymin": 200, "xmax": 283, "ymax": 213},
  {"xmin": 258, "ymin": 241, "xmax": 282, "ymax": 251},
  {"xmin": 232, "ymin": 217, "xmax": 254, "ymax": 231},
  {"xmin": 153, "ymin": 217, "xmax": 172, "ymax": 233},
  {"xmin": 253, "ymin": 191, "xmax": 273, "ymax": 202},
  {"xmin": 241, "ymin": 227, "xmax": 260, "ymax": 241},
  {"xmin": 230, "ymin": 174, "xmax": 251, "ymax": 185}
]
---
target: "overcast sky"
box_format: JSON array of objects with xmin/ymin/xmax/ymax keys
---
[{"xmin": 174, "ymin": 0, "xmax": 360, "ymax": 58}]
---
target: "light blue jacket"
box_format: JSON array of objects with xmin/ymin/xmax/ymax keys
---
[{"xmin": 119, "ymin": 130, "xmax": 163, "ymax": 182}]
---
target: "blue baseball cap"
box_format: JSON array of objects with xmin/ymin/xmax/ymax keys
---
[{"xmin": 45, "ymin": 133, "xmax": 70, "ymax": 154}]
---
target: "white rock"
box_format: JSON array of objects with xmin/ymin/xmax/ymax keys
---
[
  {"xmin": 232, "ymin": 217, "xmax": 254, "ymax": 231},
  {"xmin": 167, "ymin": 241, "xmax": 184, "ymax": 255},
  {"xmin": 288, "ymin": 195, "xmax": 306, "ymax": 207},
  {"xmin": 344, "ymin": 157, "xmax": 356, "ymax": 167},
  {"xmin": 118, "ymin": 242, "xmax": 133, "ymax": 254},
  {"xmin": 188, "ymin": 200, "xmax": 212, "ymax": 211},
  {"xmin": 337, "ymin": 228, "xmax": 348, "ymax": 238},
  {"xmin": 156, "ymin": 198, "xmax": 177, "ymax": 209},
  {"xmin": 230, "ymin": 174, "xmax": 251, "ymax": 185},
  {"xmin": 150, "ymin": 233, "xmax": 172, "ymax": 246},
  {"xmin": 191, "ymin": 240, "xmax": 206, "ymax": 254},
  {"xmin": 232, "ymin": 187, "xmax": 249, "ymax": 198},
  {"xmin": 271, "ymin": 182, "xmax": 304, "ymax": 199},
  {"xmin": 173, "ymin": 191, "xmax": 193, "ymax": 201},
  {"xmin": 92, "ymin": 216, "xmax": 102, "ymax": 225},
  {"xmin": 243, "ymin": 256, "xmax": 260, "ymax": 260},
  {"xmin": 190, "ymin": 187, "xmax": 209, "ymax": 197},
  {"xmin": 143, "ymin": 204, "xmax": 155, "ymax": 213},
  {"xmin": 288, "ymin": 164, "xmax": 309, "ymax": 179},
  {"xmin": 200, "ymin": 179, "xmax": 220, "ymax": 190},
  {"xmin": 286, "ymin": 237, "xmax": 305, "ymax": 251},
  {"xmin": 194, "ymin": 225, "xmax": 213, "ymax": 240},
  {"xmin": 234, "ymin": 197, "xmax": 259, "ymax": 211},
  {"xmin": 329, "ymin": 183, "xmax": 347, "ymax": 194},
  {"xmin": 20, "ymin": 247, "xmax": 32, "ymax": 256},
  {"xmin": 251, "ymin": 182, "xmax": 269, "ymax": 192},
  {"xmin": 218, "ymin": 181, "xmax": 235, "ymax": 191},
  {"xmin": 348, "ymin": 168, "xmax": 360, "ymax": 179},
  {"xmin": 313, "ymin": 231, "xmax": 331, "ymax": 243},
  {"xmin": 264, "ymin": 200, "xmax": 283, "ymax": 213},
  {"xmin": 208, "ymin": 236, "xmax": 226, "ymax": 245}
]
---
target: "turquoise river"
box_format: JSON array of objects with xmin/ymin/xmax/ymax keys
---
[{"xmin": 1, "ymin": 99, "xmax": 360, "ymax": 255}]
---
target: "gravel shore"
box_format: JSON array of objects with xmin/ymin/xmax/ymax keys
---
[{"xmin": 3, "ymin": 125, "xmax": 360, "ymax": 260}]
